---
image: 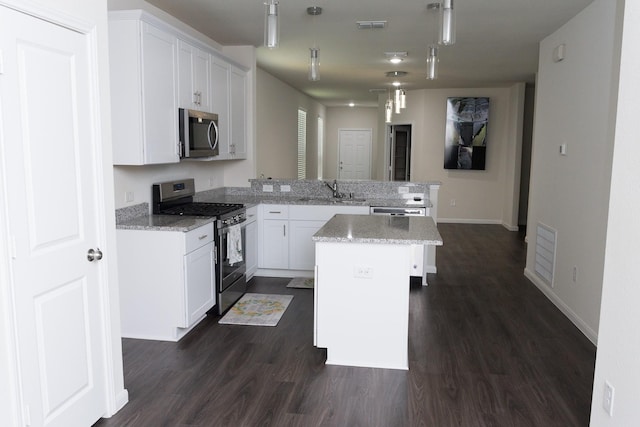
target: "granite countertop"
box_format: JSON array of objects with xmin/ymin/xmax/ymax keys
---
[
  {"xmin": 195, "ymin": 193, "xmax": 431, "ymax": 209},
  {"xmin": 312, "ymin": 214, "xmax": 443, "ymax": 245},
  {"xmin": 116, "ymin": 214, "xmax": 214, "ymax": 232}
]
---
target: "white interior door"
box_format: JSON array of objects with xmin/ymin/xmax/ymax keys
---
[
  {"xmin": 0, "ymin": 6, "xmax": 107, "ymax": 426},
  {"xmin": 338, "ymin": 129, "xmax": 372, "ymax": 179}
]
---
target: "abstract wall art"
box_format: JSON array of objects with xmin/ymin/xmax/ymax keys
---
[{"xmin": 444, "ymin": 97, "xmax": 489, "ymax": 170}]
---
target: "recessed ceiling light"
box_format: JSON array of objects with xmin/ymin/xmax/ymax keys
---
[
  {"xmin": 385, "ymin": 51, "xmax": 408, "ymax": 64},
  {"xmin": 392, "ymin": 81, "xmax": 402, "ymax": 87},
  {"xmin": 356, "ymin": 20, "xmax": 387, "ymax": 30},
  {"xmin": 348, "ymin": 102, "xmax": 355, "ymax": 107},
  {"xmin": 385, "ymin": 71, "xmax": 408, "ymax": 78}
]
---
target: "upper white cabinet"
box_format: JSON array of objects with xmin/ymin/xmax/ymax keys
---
[
  {"xmin": 211, "ymin": 56, "xmax": 247, "ymax": 160},
  {"xmin": 109, "ymin": 16, "xmax": 179, "ymax": 165},
  {"xmin": 109, "ymin": 10, "xmax": 249, "ymax": 164},
  {"xmin": 229, "ymin": 66, "xmax": 247, "ymax": 158},
  {"xmin": 177, "ymin": 40, "xmax": 211, "ymax": 112}
]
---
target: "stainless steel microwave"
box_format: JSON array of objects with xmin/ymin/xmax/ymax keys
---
[{"xmin": 178, "ymin": 108, "xmax": 219, "ymax": 158}]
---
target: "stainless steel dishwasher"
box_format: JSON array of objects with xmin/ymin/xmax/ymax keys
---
[{"xmin": 369, "ymin": 206, "xmax": 426, "ymax": 216}]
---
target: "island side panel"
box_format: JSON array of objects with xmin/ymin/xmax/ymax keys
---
[{"xmin": 314, "ymin": 241, "xmax": 411, "ymax": 370}]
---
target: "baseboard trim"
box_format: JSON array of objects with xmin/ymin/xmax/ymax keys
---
[
  {"xmin": 438, "ymin": 218, "xmax": 502, "ymax": 225},
  {"xmin": 502, "ymin": 223, "xmax": 520, "ymax": 232},
  {"xmin": 524, "ymin": 268, "xmax": 598, "ymax": 345},
  {"xmin": 255, "ymin": 268, "xmax": 314, "ymax": 278}
]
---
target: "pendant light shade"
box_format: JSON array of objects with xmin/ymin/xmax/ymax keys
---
[
  {"xmin": 385, "ymin": 98, "xmax": 394, "ymax": 123},
  {"xmin": 399, "ymin": 89, "xmax": 406, "ymax": 109},
  {"xmin": 439, "ymin": 0, "xmax": 456, "ymax": 46},
  {"xmin": 264, "ymin": 0, "xmax": 279, "ymax": 49},
  {"xmin": 309, "ymin": 48, "xmax": 320, "ymax": 81},
  {"xmin": 394, "ymin": 89, "xmax": 402, "ymax": 114},
  {"xmin": 426, "ymin": 46, "xmax": 438, "ymax": 80}
]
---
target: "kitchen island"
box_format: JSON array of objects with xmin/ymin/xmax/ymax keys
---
[{"xmin": 312, "ymin": 214, "xmax": 442, "ymax": 370}]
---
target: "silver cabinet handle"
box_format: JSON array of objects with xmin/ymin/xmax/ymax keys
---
[
  {"xmin": 87, "ymin": 248, "xmax": 103, "ymax": 262},
  {"xmin": 283, "ymin": 225, "xmax": 286, "ymax": 237},
  {"xmin": 269, "ymin": 211, "xmax": 281, "ymax": 214},
  {"xmin": 198, "ymin": 234, "xmax": 208, "ymax": 240}
]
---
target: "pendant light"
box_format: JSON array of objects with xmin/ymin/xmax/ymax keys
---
[
  {"xmin": 426, "ymin": 46, "xmax": 438, "ymax": 80},
  {"xmin": 439, "ymin": 0, "xmax": 456, "ymax": 46},
  {"xmin": 307, "ymin": 6, "xmax": 322, "ymax": 81},
  {"xmin": 385, "ymin": 90, "xmax": 394, "ymax": 123},
  {"xmin": 309, "ymin": 48, "xmax": 320, "ymax": 81},
  {"xmin": 264, "ymin": 0, "xmax": 279, "ymax": 49},
  {"xmin": 394, "ymin": 88, "xmax": 402, "ymax": 114}
]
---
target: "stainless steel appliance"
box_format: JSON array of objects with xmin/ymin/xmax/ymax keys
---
[
  {"xmin": 178, "ymin": 108, "xmax": 219, "ymax": 159},
  {"xmin": 369, "ymin": 206, "xmax": 426, "ymax": 216},
  {"xmin": 152, "ymin": 179, "xmax": 247, "ymax": 314}
]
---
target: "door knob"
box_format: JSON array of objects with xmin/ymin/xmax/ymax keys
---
[{"xmin": 87, "ymin": 248, "xmax": 103, "ymax": 262}]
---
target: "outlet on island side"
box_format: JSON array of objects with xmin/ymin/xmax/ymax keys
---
[
  {"xmin": 450, "ymin": 199, "xmax": 456, "ymax": 207},
  {"xmin": 603, "ymin": 381, "xmax": 615, "ymax": 417}
]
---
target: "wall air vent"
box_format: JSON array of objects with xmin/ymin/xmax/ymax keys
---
[
  {"xmin": 357, "ymin": 20, "xmax": 387, "ymax": 29},
  {"xmin": 534, "ymin": 222, "xmax": 557, "ymax": 287}
]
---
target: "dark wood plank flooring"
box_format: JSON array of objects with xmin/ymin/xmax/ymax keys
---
[{"xmin": 95, "ymin": 224, "xmax": 596, "ymax": 427}]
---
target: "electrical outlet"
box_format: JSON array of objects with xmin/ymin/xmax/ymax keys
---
[
  {"xmin": 280, "ymin": 184, "xmax": 291, "ymax": 192},
  {"xmin": 125, "ymin": 191, "xmax": 134, "ymax": 202},
  {"xmin": 450, "ymin": 199, "xmax": 456, "ymax": 207},
  {"xmin": 354, "ymin": 266, "xmax": 373, "ymax": 279},
  {"xmin": 262, "ymin": 184, "xmax": 274, "ymax": 192},
  {"xmin": 398, "ymin": 186, "xmax": 409, "ymax": 194},
  {"xmin": 603, "ymin": 381, "xmax": 615, "ymax": 416}
]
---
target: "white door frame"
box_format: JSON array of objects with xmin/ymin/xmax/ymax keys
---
[
  {"xmin": 384, "ymin": 122, "xmax": 414, "ymax": 181},
  {"xmin": 0, "ymin": 1, "xmax": 127, "ymax": 425},
  {"xmin": 338, "ymin": 128, "xmax": 372, "ymax": 179}
]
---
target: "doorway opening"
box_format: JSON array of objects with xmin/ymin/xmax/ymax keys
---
[{"xmin": 388, "ymin": 124, "xmax": 412, "ymax": 181}]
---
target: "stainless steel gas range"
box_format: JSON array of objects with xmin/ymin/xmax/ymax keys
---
[{"xmin": 152, "ymin": 179, "xmax": 247, "ymax": 314}]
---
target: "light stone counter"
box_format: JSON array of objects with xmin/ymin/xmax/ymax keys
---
[{"xmin": 312, "ymin": 214, "xmax": 442, "ymax": 245}]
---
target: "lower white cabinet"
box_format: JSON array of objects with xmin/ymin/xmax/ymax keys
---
[
  {"xmin": 116, "ymin": 222, "xmax": 215, "ymax": 341},
  {"xmin": 258, "ymin": 204, "xmax": 369, "ymax": 274},
  {"xmin": 245, "ymin": 206, "xmax": 258, "ymax": 279}
]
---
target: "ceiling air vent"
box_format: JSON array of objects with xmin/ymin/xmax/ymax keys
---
[{"xmin": 357, "ymin": 20, "xmax": 387, "ymax": 30}]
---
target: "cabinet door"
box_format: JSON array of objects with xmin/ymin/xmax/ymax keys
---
[
  {"xmin": 245, "ymin": 219, "xmax": 258, "ymax": 279},
  {"xmin": 177, "ymin": 41, "xmax": 211, "ymax": 112},
  {"xmin": 211, "ymin": 56, "xmax": 230, "ymax": 158},
  {"xmin": 141, "ymin": 22, "xmax": 179, "ymax": 163},
  {"xmin": 229, "ymin": 66, "xmax": 247, "ymax": 158},
  {"xmin": 260, "ymin": 219, "xmax": 288, "ymax": 269},
  {"xmin": 183, "ymin": 242, "xmax": 215, "ymax": 327},
  {"xmin": 289, "ymin": 220, "xmax": 326, "ymax": 270}
]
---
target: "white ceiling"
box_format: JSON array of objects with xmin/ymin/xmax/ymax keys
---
[{"xmin": 144, "ymin": 0, "xmax": 594, "ymax": 107}]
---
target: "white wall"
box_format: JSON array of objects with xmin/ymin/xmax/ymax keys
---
[
  {"xmin": 324, "ymin": 107, "xmax": 378, "ymax": 180},
  {"xmin": 524, "ymin": 0, "xmax": 618, "ymax": 344},
  {"xmin": 256, "ymin": 68, "xmax": 326, "ymax": 179},
  {"xmin": 590, "ymin": 1, "xmax": 640, "ymax": 424},
  {"xmin": 382, "ymin": 85, "xmax": 525, "ymax": 227}
]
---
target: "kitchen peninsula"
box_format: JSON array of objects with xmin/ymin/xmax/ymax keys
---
[{"xmin": 312, "ymin": 214, "xmax": 443, "ymax": 370}]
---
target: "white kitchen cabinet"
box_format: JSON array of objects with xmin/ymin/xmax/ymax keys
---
[
  {"xmin": 211, "ymin": 56, "xmax": 230, "ymax": 157},
  {"xmin": 116, "ymin": 222, "xmax": 215, "ymax": 341},
  {"xmin": 211, "ymin": 56, "xmax": 247, "ymax": 160},
  {"xmin": 257, "ymin": 204, "xmax": 369, "ymax": 275},
  {"xmin": 229, "ymin": 66, "xmax": 247, "ymax": 158},
  {"xmin": 289, "ymin": 220, "xmax": 326, "ymax": 270},
  {"xmin": 109, "ymin": 15, "xmax": 179, "ymax": 165},
  {"xmin": 259, "ymin": 205, "xmax": 290, "ymax": 269},
  {"xmin": 177, "ymin": 40, "xmax": 211, "ymax": 112},
  {"xmin": 245, "ymin": 206, "xmax": 258, "ymax": 279}
]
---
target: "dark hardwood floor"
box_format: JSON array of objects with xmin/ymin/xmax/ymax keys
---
[{"xmin": 95, "ymin": 224, "xmax": 596, "ymax": 427}]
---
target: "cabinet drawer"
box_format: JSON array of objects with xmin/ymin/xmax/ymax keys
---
[
  {"xmin": 261, "ymin": 205, "xmax": 289, "ymax": 219},
  {"xmin": 185, "ymin": 222, "xmax": 214, "ymax": 253}
]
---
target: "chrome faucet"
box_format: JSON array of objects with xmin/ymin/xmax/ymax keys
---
[{"xmin": 324, "ymin": 179, "xmax": 343, "ymax": 198}]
